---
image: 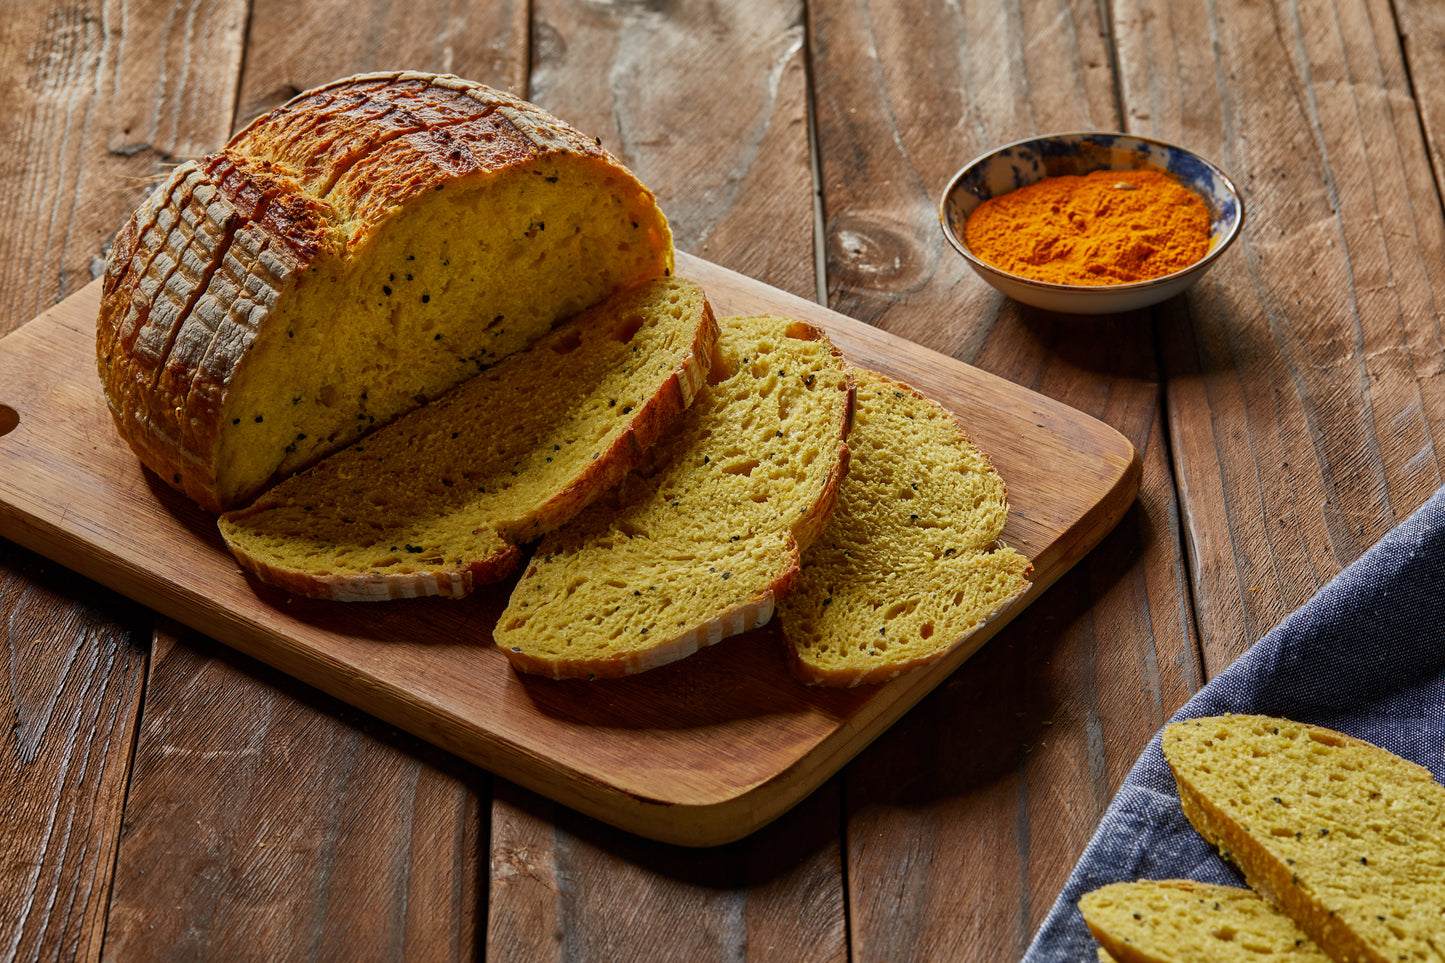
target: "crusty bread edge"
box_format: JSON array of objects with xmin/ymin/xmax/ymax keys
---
[
  {"xmin": 501, "ymin": 315, "xmax": 856, "ymax": 680},
  {"xmin": 495, "ymin": 297, "xmax": 720, "ymax": 547},
  {"xmin": 101, "ymin": 72, "xmax": 674, "ymax": 516},
  {"xmin": 783, "ymin": 368, "xmax": 1034, "ymax": 688},
  {"xmin": 222, "ymin": 287, "xmax": 720, "ymax": 602},
  {"xmin": 503, "ymin": 576, "xmax": 786, "ymax": 681},
  {"xmin": 1078, "ymin": 878, "xmax": 1320, "ymax": 963},
  {"xmin": 1163, "ymin": 718, "xmax": 1392, "ymax": 963},
  {"xmin": 784, "ymin": 570, "xmax": 1032, "ymax": 687}
]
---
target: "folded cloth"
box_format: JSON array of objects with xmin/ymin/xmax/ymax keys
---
[{"xmin": 1021, "ymin": 483, "xmax": 1445, "ymax": 962}]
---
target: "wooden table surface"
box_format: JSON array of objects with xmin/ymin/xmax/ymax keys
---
[{"xmin": 4, "ymin": 1, "xmax": 1443, "ymax": 959}]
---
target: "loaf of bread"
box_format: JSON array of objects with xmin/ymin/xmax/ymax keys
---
[
  {"xmin": 776, "ymin": 369, "xmax": 1032, "ymax": 686},
  {"xmin": 216, "ymin": 278, "xmax": 715, "ymax": 601},
  {"xmin": 1079, "ymin": 879, "xmax": 1329, "ymax": 963},
  {"xmin": 1163, "ymin": 715, "xmax": 1445, "ymax": 963},
  {"xmin": 495, "ymin": 314, "xmax": 854, "ymax": 679},
  {"xmin": 98, "ymin": 71, "xmax": 674, "ymax": 512}
]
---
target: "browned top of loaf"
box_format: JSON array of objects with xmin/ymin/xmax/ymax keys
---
[
  {"xmin": 225, "ymin": 72, "xmax": 607, "ymax": 235},
  {"xmin": 103, "ymin": 71, "xmax": 607, "ymax": 338},
  {"xmin": 96, "ymin": 72, "xmax": 642, "ymax": 512}
]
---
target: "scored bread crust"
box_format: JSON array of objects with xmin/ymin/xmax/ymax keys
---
[
  {"xmin": 98, "ymin": 71, "xmax": 671, "ymax": 512},
  {"xmin": 218, "ymin": 278, "xmax": 717, "ymax": 601},
  {"xmin": 1163, "ymin": 715, "xmax": 1445, "ymax": 963}
]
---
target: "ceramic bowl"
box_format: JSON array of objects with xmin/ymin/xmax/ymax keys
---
[{"xmin": 938, "ymin": 132, "xmax": 1244, "ymax": 314}]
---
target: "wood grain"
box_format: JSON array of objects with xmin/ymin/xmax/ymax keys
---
[
  {"xmin": 528, "ymin": 0, "xmax": 817, "ymax": 302},
  {"xmin": 489, "ymin": 781, "xmax": 846, "ymax": 962},
  {"xmin": 11, "ymin": 1, "xmax": 1436, "ymax": 958},
  {"xmin": 0, "ymin": 545, "xmax": 147, "ymax": 963},
  {"xmin": 103, "ymin": 622, "xmax": 484, "ymax": 961},
  {"xmin": 1119, "ymin": 0, "xmax": 1445, "ymax": 675},
  {"xmin": 0, "ymin": 256, "xmax": 1137, "ymax": 846},
  {"xmin": 232, "ymin": 0, "xmax": 530, "ymax": 133},
  {"xmin": 807, "ymin": 0, "xmax": 1201, "ymax": 954},
  {"xmin": 0, "ymin": 0, "xmax": 246, "ymax": 330}
]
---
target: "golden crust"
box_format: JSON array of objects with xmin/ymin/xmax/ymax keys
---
[
  {"xmin": 1079, "ymin": 879, "xmax": 1330, "ymax": 963},
  {"xmin": 1164, "ymin": 715, "xmax": 1445, "ymax": 963},
  {"xmin": 98, "ymin": 72, "xmax": 671, "ymax": 512}
]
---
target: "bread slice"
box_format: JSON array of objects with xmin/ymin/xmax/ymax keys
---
[
  {"xmin": 217, "ymin": 278, "xmax": 715, "ymax": 601},
  {"xmin": 98, "ymin": 71, "xmax": 673, "ymax": 512},
  {"xmin": 1163, "ymin": 715, "xmax": 1445, "ymax": 963},
  {"xmin": 776, "ymin": 369, "xmax": 1032, "ymax": 686},
  {"xmin": 1079, "ymin": 879, "xmax": 1329, "ymax": 963},
  {"xmin": 495, "ymin": 314, "xmax": 854, "ymax": 679}
]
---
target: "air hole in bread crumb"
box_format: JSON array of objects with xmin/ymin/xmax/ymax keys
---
[
  {"xmin": 551, "ymin": 329, "xmax": 583, "ymax": 354},
  {"xmin": 611, "ymin": 314, "xmax": 646, "ymax": 343}
]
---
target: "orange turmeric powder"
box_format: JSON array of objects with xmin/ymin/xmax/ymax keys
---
[{"xmin": 963, "ymin": 169, "xmax": 1211, "ymax": 285}]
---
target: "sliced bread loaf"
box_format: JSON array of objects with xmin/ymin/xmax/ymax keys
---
[
  {"xmin": 494, "ymin": 314, "xmax": 854, "ymax": 679},
  {"xmin": 776, "ymin": 369, "xmax": 1032, "ymax": 686},
  {"xmin": 1163, "ymin": 715, "xmax": 1445, "ymax": 963},
  {"xmin": 1079, "ymin": 879, "xmax": 1329, "ymax": 963},
  {"xmin": 217, "ymin": 278, "xmax": 715, "ymax": 601},
  {"xmin": 99, "ymin": 71, "xmax": 673, "ymax": 512}
]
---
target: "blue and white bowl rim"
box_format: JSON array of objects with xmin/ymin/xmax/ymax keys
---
[{"xmin": 939, "ymin": 130, "xmax": 1245, "ymax": 292}]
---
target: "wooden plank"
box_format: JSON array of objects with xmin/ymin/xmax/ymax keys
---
[
  {"xmin": 0, "ymin": 0, "xmax": 246, "ymax": 330},
  {"xmin": 97, "ymin": 2, "xmax": 534, "ymax": 957},
  {"xmin": 0, "ymin": 2, "xmax": 244, "ymax": 959},
  {"xmin": 489, "ymin": 781, "xmax": 846, "ymax": 962},
  {"xmin": 527, "ymin": 0, "xmax": 817, "ymax": 302},
  {"xmin": 806, "ymin": 0, "xmax": 1200, "ymax": 955},
  {"xmin": 0, "ymin": 544, "xmax": 147, "ymax": 963},
  {"xmin": 102, "ymin": 622, "xmax": 484, "ymax": 960},
  {"xmin": 1397, "ymin": 0, "xmax": 1445, "ymax": 211},
  {"xmin": 1118, "ymin": 0, "xmax": 1445, "ymax": 675},
  {"xmin": 0, "ymin": 256, "xmax": 1136, "ymax": 847}
]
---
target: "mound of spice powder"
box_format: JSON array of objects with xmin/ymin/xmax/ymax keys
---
[{"xmin": 963, "ymin": 169, "xmax": 1212, "ymax": 285}]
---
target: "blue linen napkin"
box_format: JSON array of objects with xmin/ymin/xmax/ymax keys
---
[{"xmin": 1022, "ymin": 482, "xmax": 1445, "ymax": 961}]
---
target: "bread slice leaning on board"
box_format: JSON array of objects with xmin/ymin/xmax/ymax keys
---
[
  {"xmin": 776, "ymin": 369, "xmax": 1032, "ymax": 686},
  {"xmin": 97, "ymin": 71, "xmax": 673, "ymax": 512},
  {"xmin": 495, "ymin": 314, "xmax": 854, "ymax": 679},
  {"xmin": 217, "ymin": 278, "xmax": 716, "ymax": 601},
  {"xmin": 1079, "ymin": 879, "xmax": 1330, "ymax": 963},
  {"xmin": 1160, "ymin": 715, "xmax": 1445, "ymax": 963}
]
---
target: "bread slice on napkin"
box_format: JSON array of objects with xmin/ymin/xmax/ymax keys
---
[
  {"xmin": 495, "ymin": 314, "xmax": 854, "ymax": 679},
  {"xmin": 1163, "ymin": 714, "xmax": 1445, "ymax": 963},
  {"xmin": 218, "ymin": 277, "xmax": 716, "ymax": 601},
  {"xmin": 776, "ymin": 369, "xmax": 1032, "ymax": 686},
  {"xmin": 1079, "ymin": 879, "xmax": 1329, "ymax": 963},
  {"xmin": 98, "ymin": 71, "xmax": 673, "ymax": 512}
]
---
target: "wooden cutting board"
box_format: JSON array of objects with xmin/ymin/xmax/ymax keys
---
[{"xmin": 0, "ymin": 252, "xmax": 1138, "ymax": 846}]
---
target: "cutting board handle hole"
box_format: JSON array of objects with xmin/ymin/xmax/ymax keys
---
[{"xmin": 0, "ymin": 405, "xmax": 16, "ymax": 438}]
